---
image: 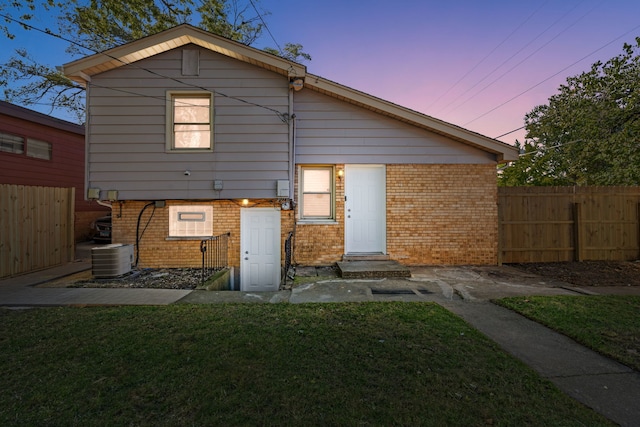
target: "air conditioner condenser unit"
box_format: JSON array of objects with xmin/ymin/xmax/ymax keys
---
[{"xmin": 91, "ymin": 243, "xmax": 134, "ymax": 278}]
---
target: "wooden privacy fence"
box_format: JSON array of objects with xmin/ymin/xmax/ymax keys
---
[
  {"xmin": 0, "ymin": 184, "xmax": 75, "ymax": 278},
  {"xmin": 498, "ymin": 186, "xmax": 640, "ymax": 263}
]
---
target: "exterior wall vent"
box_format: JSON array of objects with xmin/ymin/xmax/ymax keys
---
[{"xmin": 91, "ymin": 244, "xmax": 134, "ymax": 278}]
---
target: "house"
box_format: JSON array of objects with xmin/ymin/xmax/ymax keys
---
[
  {"xmin": 62, "ymin": 24, "xmax": 518, "ymax": 291},
  {"xmin": 0, "ymin": 100, "xmax": 109, "ymax": 242}
]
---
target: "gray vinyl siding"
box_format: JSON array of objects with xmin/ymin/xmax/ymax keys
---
[
  {"xmin": 294, "ymin": 90, "xmax": 496, "ymax": 164},
  {"xmin": 87, "ymin": 45, "xmax": 289, "ymax": 200}
]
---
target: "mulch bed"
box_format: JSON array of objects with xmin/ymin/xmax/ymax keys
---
[{"xmin": 509, "ymin": 261, "xmax": 640, "ymax": 287}]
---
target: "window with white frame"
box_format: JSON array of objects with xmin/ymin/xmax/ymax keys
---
[
  {"xmin": 166, "ymin": 92, "xmax": 213, "ymax": 152},
  {"xmin": 169, "ymin": 205, "xmax": 213, "ymax": 237},
  {"xmin": 300, "ymin": 166, "xmax": 334, "ymax": 220}
]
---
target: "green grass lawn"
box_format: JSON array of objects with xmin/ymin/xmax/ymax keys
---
[
  {"xmin": 0, "ymin": 303, "xmax": 611, "ymax": 426},
  {"xmin": 496, "ymin": 296, "xmax": 640, "ymax": 372}
]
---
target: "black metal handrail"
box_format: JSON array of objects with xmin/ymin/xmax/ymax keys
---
[
  {"xmin": 200, "ymin": 232, "xmax": 231, "ymax": 286},
  {"xmin": 283, "ymin": 231, "xmax": 295, "ymax": 286}
]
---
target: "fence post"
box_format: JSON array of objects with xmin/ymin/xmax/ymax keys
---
[
  {"xmin": 200, "ymin": 240, "xmax": 206, "ymax": 286},
  {"xmin": 637, "ymin": 202, "xmax": 640, "ymax": 259},
  {"xmin": 573, "ymin": 202, "xmax": 583, "ymax": 261},
  {"xmin": 67, "ymin": 187, "xmax": 75, "ymax": 262},
  {"xmin": 497, "ymin": 198, "xmax": 503, "ymax": 266}
]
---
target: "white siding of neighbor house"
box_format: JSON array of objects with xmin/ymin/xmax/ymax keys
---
[
  {"xmin": 87, "ymin": 45, "xmax": 290, "ymax": 200},
  {"xmin": 293, "ymin": 90, "xmax": 496, "ymax": 164}
]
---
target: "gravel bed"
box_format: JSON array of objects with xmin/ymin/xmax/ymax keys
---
[{"xmin": 70, "ymin": 268, "xmax": 205, "ymax": 290}]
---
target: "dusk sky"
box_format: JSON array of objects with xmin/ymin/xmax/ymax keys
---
[{"xmin": 2, "ymin": 0, "xmax": 640, "ymax": 145}]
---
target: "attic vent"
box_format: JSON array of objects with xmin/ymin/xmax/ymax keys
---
[{"xmin": 182, "ymin": 49, "xmax": 199, "ymax": 76}]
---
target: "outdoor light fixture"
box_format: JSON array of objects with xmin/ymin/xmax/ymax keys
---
[
  {"xmin": 242, "ymin": 199, "xmax": 249, "ymax": 206},
  {"xmin": 337, "ymin": 169, "xmax": 344, "ymax": 180}
]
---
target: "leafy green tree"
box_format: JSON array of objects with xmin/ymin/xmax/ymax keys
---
[
  {"xmin": 498, "ymin": 139, "xmax": 572, "ymax": 186},
  {"xmin": 499, "ymin": 37, "xmax": 640, "ymax": 186},
  {"xmin": 1, "ymin": 1, "xmax": 35, "ymax": 40},
  {"xmin": 264, "ymin": 43, "xmax": 311, "ymax": 62},
  {"xmin": 1, "ymin": 0, "xmax": 309, "ymax": 122}
]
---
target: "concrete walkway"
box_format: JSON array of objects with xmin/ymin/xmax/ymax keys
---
[
  {"xmin": 0, "ymin": 260, "xmax": 191, "ymax": 306},
  {"xmin": 443, "ymin": 301, "xmax": 640, "ymax": 427},
  {"xmin": 1, "ymin": 261, "xmax": 639, "ymax": 425}
]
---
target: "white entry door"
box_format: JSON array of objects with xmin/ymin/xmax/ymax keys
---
[
  {"xmin": 240, "ymin": 208, "xmax": 281, "ymax": 292},
  {"xmin": 345, "ymin": 165, "xmax": 386, "ymax": 254}
]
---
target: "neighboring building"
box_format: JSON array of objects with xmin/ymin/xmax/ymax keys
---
[
  {"xmin": 62, "ymin": 24, "xmax": 518, "ymax": 291},
  {"xmin": 0, "ymin": 100, "xmax": 109, "ymax": 242}
]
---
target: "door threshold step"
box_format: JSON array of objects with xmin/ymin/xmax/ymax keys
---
[
  {"xmin": 342, "ymin": 253, "xmax": 390, "ymax": 262},
  {"xmin": 336, "ymin": 260, "xmax": 411, "ymax": 279}
]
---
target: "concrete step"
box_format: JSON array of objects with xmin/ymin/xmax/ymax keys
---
[
  {"xmin": 342, "ymin": 253, "xmax": 390, "ymax": 262},
  {"xmin": 336, "ymin": 260, "xmax": 411, "ymax": 279}
]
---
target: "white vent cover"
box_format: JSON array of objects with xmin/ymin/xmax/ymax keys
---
[
  {"xmin": 92, "ymin": 244, "xmax": 134, "ymax": 278},
  {"xmin": 169, "ymin": 205, "xmax": 213, "ymax": 237}
]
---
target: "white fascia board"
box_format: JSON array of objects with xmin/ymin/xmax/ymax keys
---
[{"xmin": 62, "ymin": 24, "xmax": 306, "ymax": 83}]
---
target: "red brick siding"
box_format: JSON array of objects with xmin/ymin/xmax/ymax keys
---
[
  {"xmin": 386, "ymin": 164, "xmax": 498, "ymax": 265},
  {"xmin": 293, "ymin": 165, "xmax": 345, "ymax": 265},
  {"xmin": 110, "ymin": 164, "xmax": 497, "ymax": 268},
  {"xmin": 113, "ymin": 200, "xmax": 294, "ymax": 269}
]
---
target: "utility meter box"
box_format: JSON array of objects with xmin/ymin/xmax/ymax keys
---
[{"xmin": 276, "ymin": 180, "xmax": 289, "ymax": 197}]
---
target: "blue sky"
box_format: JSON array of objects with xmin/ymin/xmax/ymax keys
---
[{"xmin": 2, "ymin": 0, "xmax": 640, "ymax": 145}]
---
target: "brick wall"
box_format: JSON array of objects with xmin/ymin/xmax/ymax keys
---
[
  {"xmin": 293, "ymin": 165, "xmax": 345, "ymax": 265},
  {"xmin": 112, "ymin": 199, "xmax": 294, "ymax": 269},
  {"xmin": 386, "ymin": 164, "xmax": 498, "ymax": 265},
  {"xmin": 110, "ymin": 163, "xmax": 497, "ymax": 268}
]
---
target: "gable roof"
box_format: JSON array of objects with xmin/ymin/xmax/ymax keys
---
[{"xmin": 62, "ymin": 24, "xmax": 518, "ymax": 162}]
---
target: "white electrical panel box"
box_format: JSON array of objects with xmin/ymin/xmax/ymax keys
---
[{"xmin": 276, "ymin": 180, "xmax": 290, "ymax": 197}]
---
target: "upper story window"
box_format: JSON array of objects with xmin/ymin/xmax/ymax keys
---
[
  {"xmin": 300, "ymin": 166, "xmax": 335, "ymax": 221},
  {"xmin": 0, "ymin": 131, "xmax": 25, "ymax": 154},
  {"xmin": 166, "ymin": 91, "xmax": 213, "ymax": 152},
  {"xmin": 27, "ymin": 138, "xmax": 52, "ymax": 160},
  {"xmin": 0, "ymin": 132, "xmax": 52, "ymax": 160}
]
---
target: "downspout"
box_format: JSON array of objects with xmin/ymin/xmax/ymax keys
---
[
  {"xmin": 287, "ymin": 83, "xmax": 298, "ymax": 276},
  {"xmin": 85, "ymin": 82, "xmax": 92, "ymax": 203},
  {"xmin": 288, "ymin": 88, "xmax": 296, "ymax": 202}
]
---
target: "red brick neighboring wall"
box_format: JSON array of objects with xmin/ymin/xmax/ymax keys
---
[
  {"xmin": 111, "ymin": 164, "xmax": 498, "ymax": 268},
  {"xmin": 387, "ymin": 164, "xmax": 498, "ymax": 265},
  {"xmin": 0, "ymin": 103, "xmax": 109, "ymax": 242}
]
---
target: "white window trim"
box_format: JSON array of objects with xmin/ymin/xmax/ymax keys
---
[
  {"xmin": 168, "ymin": 205, "xmax": 213, "ymax": 238},
  {"xmin": 298, "ymin": 165, "xmax": 336, "ymax": 223},
  {"xmin": 166, "ymin": 91, "xmax": 214, "ymax": 153}
]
